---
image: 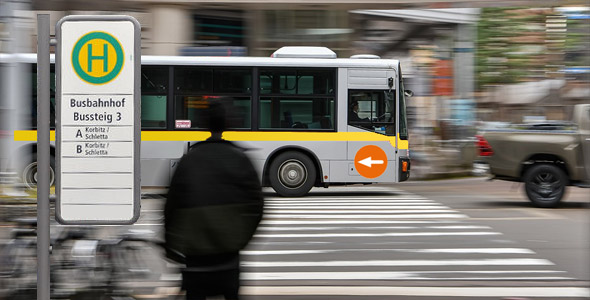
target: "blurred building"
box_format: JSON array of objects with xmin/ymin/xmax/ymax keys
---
[
  {"xmin": 350, "ymin": 9, "xmax": 479, "ymax": 141},
  {"xmin": 476, "ymin": 6, "xmax": 590, "ymax": 123},
  {"xmin": 5, "ymin": 2, "xmax": 358, "ymax": 57}
]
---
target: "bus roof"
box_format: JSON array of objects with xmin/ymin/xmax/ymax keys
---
[{"xmin": 0, "ymin": 53, "xmax": 400, "ymax": 70}]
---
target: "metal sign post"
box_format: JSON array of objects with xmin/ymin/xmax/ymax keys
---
[
  {"xmin": 56, "ymin": 15, "xmax": 141, "ymax": 224},
  {"xmin": 37, "ymin": 14, "xmax": 51, "ymax": 300}
]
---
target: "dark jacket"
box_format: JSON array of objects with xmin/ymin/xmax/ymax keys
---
[
  {"xmin": 164, "ymin": 139, "xmax": 263, "ymax": 260},
  {"xmin": 349, "ymin": 110, "xmax": 370, "ymax": 123}
]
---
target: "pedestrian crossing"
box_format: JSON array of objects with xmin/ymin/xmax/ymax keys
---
[{"xmin": 239, "ymin": 186, "xmax": 590, "ymax": 298}]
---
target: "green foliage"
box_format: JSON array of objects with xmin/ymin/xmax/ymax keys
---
[
  {"xmin": 477, "ymin": 6, "xmax": 590, "ymax": 90},
  {"xmin": 476, "ymin": 7, "xmax": 547, "ymax": 90}
]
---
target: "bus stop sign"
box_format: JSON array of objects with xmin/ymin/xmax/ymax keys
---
[{"xmin": 56, "ymin": 16, "xmax": 141, "ymax": 224}]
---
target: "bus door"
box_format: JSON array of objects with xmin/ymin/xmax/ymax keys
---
[{"xmin": 346, "ymin": 68, "xmax": 398, "ymax": 182}]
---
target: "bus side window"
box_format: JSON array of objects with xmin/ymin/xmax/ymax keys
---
[
  {"xmin": 31, "ymin": 64, "xmax": 56, "ymax": 129},
  {"xmin": 173, "ymin": 67, "xmax": 252, "ymax": 130},
  {"xmin": 348, "ymin": 90, "xmax": 396, "ymax": 136},
  {"xmin": 259, "ymin": 68, "xmax": 335, "ymax": 131},
  {"xmin": 141, "ymin": 66, "xmax": 168, "ymax": 129}
]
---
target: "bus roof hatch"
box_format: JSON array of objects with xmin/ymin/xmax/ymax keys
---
[{"xmin": 271, "ymin": 46, "xmax": 337, "ymax": 59}]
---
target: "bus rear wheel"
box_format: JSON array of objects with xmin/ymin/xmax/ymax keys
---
[
  {"xmin": 269, "ymin": 151, "xmax": 316, "ymax": 197},
  {"xmin": 21, "ymin": 153, "xmax": 55, "ymax": 189}
]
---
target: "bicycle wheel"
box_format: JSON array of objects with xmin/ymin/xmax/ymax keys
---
[{"xmin": 108, "ymin": 239, "xmax": 167, "ymax": 295}]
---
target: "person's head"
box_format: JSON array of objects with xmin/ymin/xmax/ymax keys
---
[
  {"xmin": 350, "ymin": 101, "xmax": 359, "ymax": 113},
  {"xmin": 207, "ymin": 101, "xmax": 226, "ymax": 134}
]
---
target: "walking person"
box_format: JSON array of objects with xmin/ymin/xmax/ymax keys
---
[{"xmin": 165, "ymin": 100, "xmax": 264, "ymax": 300}]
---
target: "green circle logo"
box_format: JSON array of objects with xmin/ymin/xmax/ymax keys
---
[{"xmin": 72, "ymin": 31, "xmax": 124, "ymax": 85}]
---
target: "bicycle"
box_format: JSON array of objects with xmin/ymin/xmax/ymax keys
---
[{"xmin": 1, "ymin": 219, "xmax": 170, "ymax": 299}]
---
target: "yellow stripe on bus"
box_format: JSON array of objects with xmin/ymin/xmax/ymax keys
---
[
  {"xmin": 14, "ymin": 130, "xmax": 55, "ymax": 141},
  {"xmin": 397, "ymin": 137, "xmax": 409, "ymax": 150},
  {"xmin": 14, "ymin": 130, "xmax": 409, "ymax": 150}
]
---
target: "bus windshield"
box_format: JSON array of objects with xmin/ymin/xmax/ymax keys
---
[{"xmin": 399, "ymin": 79, "xmax": 408, "ymax": 140}]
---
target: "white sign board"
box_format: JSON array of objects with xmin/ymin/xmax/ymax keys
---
[{"xmin": 56, "ymin": 16, "xmax": 140, "ymax": 224}]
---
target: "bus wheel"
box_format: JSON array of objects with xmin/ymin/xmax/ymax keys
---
[
  {"xmin": 269, "ymin": 151, "xmax": 316, "ymax": 197},
  {"xmin": 21, "ymin": 154, "xmax": 55, "ymax": 189}
]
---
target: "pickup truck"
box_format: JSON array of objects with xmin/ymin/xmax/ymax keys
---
[{"xmin": 474, "ymin": 104, "xmax": 590, "ymax": 207}]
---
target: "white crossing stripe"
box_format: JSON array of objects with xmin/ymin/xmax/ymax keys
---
[
  {"xmin": 264, "ymin": 209, "xmax": 458, "ymax": 214},
  {"xmin": 241, "ymin": 271, "xmax": 572, "ymax": 281},
  {"xmin": 260, "ymin": 220, "xmax": 462, "ymax": 225},
  {"xmin": 264, "ymin": 198, "xmax": 431, "ymax": 203},
  {"xmin": 242, "ymin": 258, "xmax": 554, "ymax": 267},
  {"xmin": 266, "ymin": 196, "xmax": 427, "ymax": 199},
  {"xmin": 241, "ymin": 248, "xmax": 535, "ymax": 255},
  {"xmin": 263, "ymin": 213, "xmax": 468, "ymax": 219},
  {"xmin": 256, "ymin": 225, "xmax": 492, "ymax": 231},
  {"xmin": 264, "ymin": 205, "xmax": 447, "ymax": 209},
  {"xmin": 254, "ymin": 231, "xmax": 501, "ymax": 238},
  {"xmin": 160, "ymin": 270, "xmax": 569, "ymax": 282},
  {"xmin": 240, "ymin": 286, "xmax": 590, "ymax": 297},
  {"xmin": 265, "ymin": 200, "xmax": 435, "ymax": 204}
]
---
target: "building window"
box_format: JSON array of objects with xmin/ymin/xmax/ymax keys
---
[{"xmin": 194, "ymin": 14, "xmax": 245, "ymax": 46}]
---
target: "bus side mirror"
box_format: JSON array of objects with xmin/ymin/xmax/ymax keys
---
[{"xmin": 404, "ymin": 90, "xmax": 414, "ymax": 97}]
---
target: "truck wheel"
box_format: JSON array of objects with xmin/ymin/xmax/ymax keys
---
[
  {"xmin": 524, "ymin": 164, "xmax": 567, "ymax": 208},
  {"xmin": 21, "ymin": 153, "xmax": 55, "ymax": 189},
  {"xmin": 269, "ymin": 151, "xmax": 316, "ymax": 197}
]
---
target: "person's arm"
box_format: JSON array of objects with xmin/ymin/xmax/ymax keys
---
[
  {"xmin": 236, "ymin": 153, "xmax": 264, "ymax": 233},
  {"xmin": 164, "ymin": 155, "xmax": 188, "ymax": 233},
  {"xmin": 349, "ymin": 110, "xmax": 361, "ymax": 122}
]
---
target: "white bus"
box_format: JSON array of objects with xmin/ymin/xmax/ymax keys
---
[{"xmin": 5, "ymin": 46, "xmax": 410, "ymax": 197}]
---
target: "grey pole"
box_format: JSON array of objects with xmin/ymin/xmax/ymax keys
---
[{"xmin": 37, "ymin": 14, "xmax": 51, "ymax": 300}]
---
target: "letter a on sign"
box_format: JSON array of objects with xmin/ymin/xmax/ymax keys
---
[{"xmin": 55, "ymin": 15, "xmax": 141, "ymax": 225}]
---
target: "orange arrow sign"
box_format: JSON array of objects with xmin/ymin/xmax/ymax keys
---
[{"xmin": 354, "ymin": 145, "xmax": 388, "ymax": 179}]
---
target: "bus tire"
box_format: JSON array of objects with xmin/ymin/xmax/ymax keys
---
[
  {"xmin": 20, "ymin": 153, "xmax": 55, "ymax": 189},
  {"xmin": 269, "ymin": 151, "xmax": 316, "ymax": 197},
  {"xmin": 524, "ymin": 164, "xmax": 567, "ymax": 208}
]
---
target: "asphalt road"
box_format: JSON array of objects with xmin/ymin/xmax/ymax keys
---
[{"xmin": 395, "ymin": 177, "xmax": 590, "ymax": 282}]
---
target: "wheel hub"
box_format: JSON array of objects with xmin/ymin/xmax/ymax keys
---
[
  {"xmin": 539, "ymin": 183, "xmax": 552, "ymax": 195},
  {"xmin": 279, "ymin": 160, "xmax": 307, "ymax": 188},
  {"xmin": 22, "ymin": 162, "xmax": 55, "ymax": 189},
  {"xmin": 288, "ymin": 170, "xmax": 298, "ymax": 179}
]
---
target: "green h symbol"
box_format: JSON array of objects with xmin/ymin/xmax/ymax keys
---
[{"xmin": 87, "ymin": 43, "xmax": 108, "ymax": 72}]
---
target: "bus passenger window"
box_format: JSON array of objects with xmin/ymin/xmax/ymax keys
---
[
  {"xmin": 175, "ymin": 96, "xmax": 252, "ymax": 130},
  {"xmin": 214, "ymin": 70, "xmax": 251, "ymax": 93},
  {"xmin": 172, "ymin": 67, "xmax": 252, "ymax": 130},
  {"xmin": 142, "ymin": 95, "xmax": 167, "ymax": 129},
  {"xmin": 259, "ymin": 97, "xmax": 334, "ymax": 130},
  {"xmin": 31, "ymin": 65, "xmax": 56, "ymax": 129},
  {"xmin": 141, "ymin": 66, "xmax": 168, "ymax": 129},
  {"xmin": 259, "ymin": 68, "xmax": 335, "ymax": 131},
  {"xmin": 175, "ymin": 68, "xmax": 213, "ymax": 93}
]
